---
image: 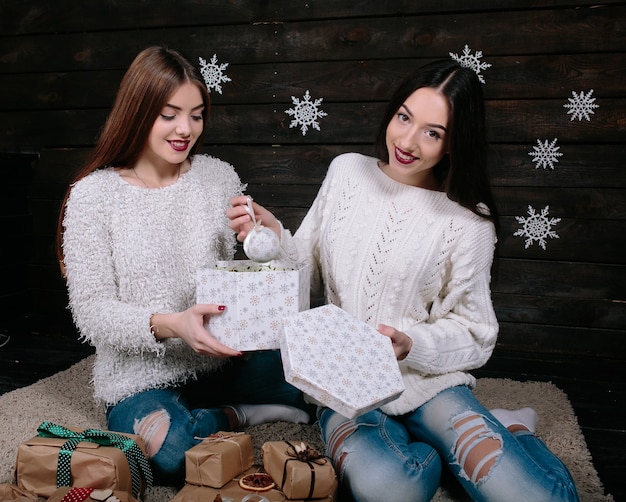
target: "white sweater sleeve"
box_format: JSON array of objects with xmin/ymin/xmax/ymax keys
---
[
  {"xmin": 401, "ymin": 219, "xmax": 498, "ymax": 376},
  {"xmin": 63, "ymin": 178, "xmax": 168, "ymax": 356}
]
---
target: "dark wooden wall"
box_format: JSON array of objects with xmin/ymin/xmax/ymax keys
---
[{"xmin": 1, "ymin": 1, "xmax": 625, "ymax": 366}]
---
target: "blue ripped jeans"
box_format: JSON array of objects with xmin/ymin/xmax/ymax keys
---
[
  {"xmin": 106, "ymin": 351, "xmax": 313, "ymax": 485},
  {"xmin": 319, "ymin": 385, "xmax": 579, "ymax": 502}
]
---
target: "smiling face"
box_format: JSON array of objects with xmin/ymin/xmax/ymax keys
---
[
  {"xmin": 383, "ymin": 86, "xmax": 450, "ymax": 188},
  {"xmin": 141, "ymin": 82, "xmax": 205, "ymax": 169}
]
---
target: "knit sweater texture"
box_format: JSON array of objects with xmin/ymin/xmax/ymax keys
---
[
  {"xmin": 280, "ymin": 153, "xmax": 499, "ymax": 416},
  {"xmin": 62, "ymin": 154, "xmax": 244, "ymax": 406}
]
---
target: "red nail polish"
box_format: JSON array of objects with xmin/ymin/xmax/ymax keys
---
[{"xmin": 218, "ymin": 305, "xmax": 226, "ymax": 311}]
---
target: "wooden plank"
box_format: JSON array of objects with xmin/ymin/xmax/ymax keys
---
[
  {"xmin": 496, "ymin": 322, "xmax": 625, "ymax": 358},
  {"xmin": 3, "ymin": 0, "xmax": 623, "ymax": 35},
  {"xmin": 2, "ymin": 6, "xmax": 625, "ymax": 73},
  {"xmin": 498, "ymin": 217, "xmax": 626, "ymax": 263},
  {"xmin": 2, "ymin": 53, "xmax": 625, "ymax": 111},
  {"xmin": 489, "ymin": 144, "xmax": 626, "ymax": 188},
  {"xmin": 0, "ymin": 214, "xmax": 32, "ymax": 236},
  {"xmin": 493, "ymin": 293, "xmax": 625, "ymax": 330},
  {"xmin": 494, "ymin": 187, "xmax": 626, "ymax": 220},
  {"xmin": 492, "ymin": 258, "xmax": 625, "ymax": 299},
  {"xmin": 475, "ymin": 350, "xmax": 626, "ymax": 385},
  {"xmin": 486, "ymin": 98, "xmax": 624, "ymax": 143}
]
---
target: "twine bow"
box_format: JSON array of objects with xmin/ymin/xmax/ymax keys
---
[
  {"xmin": 37, "ymin": 421, "xmax": 153, "ymax": 498},
  {"xmin": 282, "ymin": 441, "xmax": 327, "ymax": 499},
  {"xmin": 286, "ymin": 441, "xmax": 325, "ymax": 464}
]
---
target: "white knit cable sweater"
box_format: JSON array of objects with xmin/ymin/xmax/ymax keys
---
[
  {"xmin": 280, "ymin": 153, "xmax": 499, "ymax": 416},
  {"xmin": 62, "ymin": 155, "xmax": 244, "ymax": 406}
]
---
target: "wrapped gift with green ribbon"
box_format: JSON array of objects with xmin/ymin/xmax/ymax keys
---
[{"xmin": 15, "ymin": 422, "xmax": 152, "ymax": 499}]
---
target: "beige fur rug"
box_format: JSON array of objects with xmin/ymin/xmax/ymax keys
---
[{"xmin": 0, "ymin": 356, "xmax": 613, "ymax": 501}]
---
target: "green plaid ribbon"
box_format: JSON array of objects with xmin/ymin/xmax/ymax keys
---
[{"xmin": 37, "ymin": 421, "xmax": 153, "ymax": 498}]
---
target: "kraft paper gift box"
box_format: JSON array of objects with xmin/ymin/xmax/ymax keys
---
[
  {"xmin": 185, "ymin": 432, "xmax": 254, "ymax": 488},
  {"xmin": 262, "ymin": 441, "xmax": 337, "ymax": 500},
  {"xmin": 197, "ymin": 260, "xmax": 309, "ymax": 351},
  {"xmin": 280, "ymin": 304, "xmax": 405, "ymax": 419},
  {"xmin": 15, "ymin": 422, "xmax": 151, "ymax": 499},
  {"xmin": 171, "ymin": 468, "xmax": 337, "ymax": 502}
]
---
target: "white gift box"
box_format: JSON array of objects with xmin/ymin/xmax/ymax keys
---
[
  {"xmin": 280, "ymin": 304, "xmax": 405, "ymax": 419},
  {"xmin": 197, "ymin": 260, "xmax": 310, "ymax": 351}
]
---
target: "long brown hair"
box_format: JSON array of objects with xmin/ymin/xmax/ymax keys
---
[{"xmin": 56, "ymin": 46, "xmax": 211, "ymax": 271}]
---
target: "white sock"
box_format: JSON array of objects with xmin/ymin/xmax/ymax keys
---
[
  {"xmin": 490, "ymin": 407, "xmax": 538, "ymax": 433},
  {"xmin": 228, "ymin": 404, "xmax": 310, "ymax": 427}
]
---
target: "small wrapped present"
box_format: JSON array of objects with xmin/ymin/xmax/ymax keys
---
[
  {"xmin": 15, "ymin": 422, "xmax": 152, "ymax": 499},
  {"xmin": 262, "ymin": 441, "xmax": 337, "ymax": 500},
  {"xmin": 280, "ymin": 304, "xmax": 405, "ymax": 419},
  {"xmin": 197, "ymin": 260, "xmax": 309, "ymax": 351},
  {"xmin": 171, "ymin": 468, "xmax": 337, "ymax": 502},
  {"xmin": 185, "ymin": 432, "xmax": 254, "ymax": 488}
]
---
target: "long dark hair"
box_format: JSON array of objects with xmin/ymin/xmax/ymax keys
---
[
  {"xmin": 56, "ymin": 46, "xmax": 210, "ymax": 271},
  {"xmin": 374, "ymin": 60, "xmax": 499, "ymax": 231}
]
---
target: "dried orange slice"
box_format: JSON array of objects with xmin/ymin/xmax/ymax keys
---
[{"xmin": 238, "ymin": 472, "xmax": 275, "ymax": 492}]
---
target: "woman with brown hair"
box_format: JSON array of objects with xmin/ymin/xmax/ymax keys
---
[{"xmin": 57, "ymin": 46, "xmax": 312, "ymax": 485}]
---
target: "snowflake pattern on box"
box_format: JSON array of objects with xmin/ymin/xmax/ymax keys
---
[
  {"xmin": 199, "ymin": 54, "xmax": 232, "ymax": 94},
  {"xmin": 528, "ymin": 138, "xmax": 563, "ymax": 169},
  {"xmin": 449, "ymin": 44, "xmax": 492, "ymax": 84},
  {"xmin": 196, "ymin": 261, "xmax": 309, "ymax": 350},
  {"xmin": 514, "ymin": 205, "xmax": 561, "ymax": 250},
  {"xmin": 285, "ymin": 90, "xmax": 328, "ymax": 136},
  {"xmin": 280, "ymin": 304, "xmax": 405, "ymax": 419},
  {"xmin": 563, "ymin": 89, "xmax": 599, "ymax": 121}
]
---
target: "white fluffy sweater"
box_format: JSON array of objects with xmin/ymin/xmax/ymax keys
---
[
  {"xmin": 62, "ymin": 155, "xmax": 244, "ymax": 406},
  {"xmin": 280, "ymin": 153, "xmax": 499, "ymax": 416}
]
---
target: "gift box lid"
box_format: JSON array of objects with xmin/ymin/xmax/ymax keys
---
[{"xmin": 280, "ymin": 304, "xmax": 405, "ymax": 419}]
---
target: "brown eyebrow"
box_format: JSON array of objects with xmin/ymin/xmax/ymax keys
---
[
  {"xmin": 401, "ymin": 104, "xmax": 448, "ymax": 133},
  {"xmin": 164, "ymin": 103, "xmax": 205, "ymax": 111}
]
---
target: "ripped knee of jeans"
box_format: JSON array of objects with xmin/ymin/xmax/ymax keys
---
[
  {"xmin": 133, "ymin": 409, "xmax": 171, "ymax": 458},
  {"xmin": 326, "ymin": 419, "xmax": 359, "ymax": 475},
  {"xmin": 451, "ymin": 411, "xmax": 503, "ymax": 485}
]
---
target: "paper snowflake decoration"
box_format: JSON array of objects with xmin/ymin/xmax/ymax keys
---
[
  {"xmin": 563, "ymin": 89, "xmax": 599, "ymax": 121},
  {"xmin": 285, "ymin": 90, "xmax": 328, "ymax": 136},
  {"xmin": 514, "ymin": 205, "xmax": 561, "ymax": 250},
  {"xmin": 449, "ymin": 44, "xmax": 492, "ymax": 84},
  {"xmin": 528, "ymin": 138, "xmax": 563, "ymax": 170},
  {"xmin": 199, "ymin": 54, "xmax": 231, "ymax": 94}
]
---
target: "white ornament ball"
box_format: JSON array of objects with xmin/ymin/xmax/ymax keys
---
[{"xmin": 243, "ymin": 225, "xmax": 280, "ymax": 262}]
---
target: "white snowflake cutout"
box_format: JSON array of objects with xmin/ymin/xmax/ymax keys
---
[
  {"xmin": 198, "ymin": 54, "xmax": 232, "ymax": 94},
  {"xmin": 514, "ymin": 205, "xmax": 561, "ymax": 250},
  {"xmin": 563, "ymin": 89, "xmax": 599, "ymax": 121},
  {"xmin": 285, "ymin": 90, "xmax": 328, "ymax": 136},
  {"xmin": 449, "ymin": 44, "xmax": 492, "ymax": 84},
  {"xmin": 528, "ymin": 138, "xmax": 563, "ymax": 170}
]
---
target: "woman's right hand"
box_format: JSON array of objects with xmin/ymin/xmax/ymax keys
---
[
  {"xmin": 150, "ymin": 305, "xmax": 242, "ymax": 358},
  {"xmin": 227, "ymin": 195, "xmax": 281, "ymax": 242}
]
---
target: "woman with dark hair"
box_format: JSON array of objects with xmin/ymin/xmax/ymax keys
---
[
  {"xmin": 57, "ymin": 46, "xmax": 312, "ymax": 485},
  {"xmin": 229, "ymin": 60, "xmax": 578, "ymax": 501}
]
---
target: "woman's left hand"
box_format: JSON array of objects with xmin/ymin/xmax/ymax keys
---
[
  {"xmin": 378, "ymin": 324, "xmax": 413, "ymax": 361},
  {"xmin": 227, "ymin": 195, "xmax": 281, "ymax": 242}
]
